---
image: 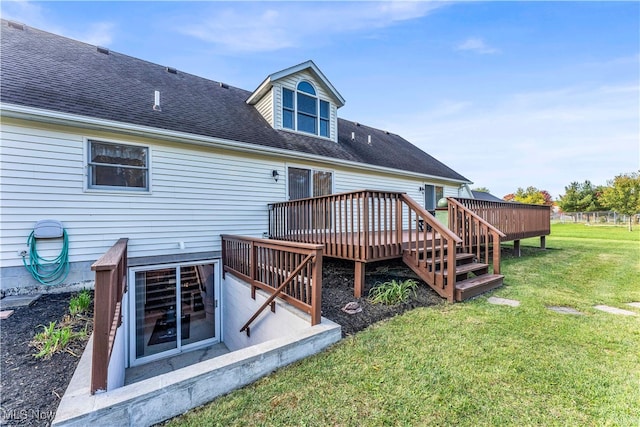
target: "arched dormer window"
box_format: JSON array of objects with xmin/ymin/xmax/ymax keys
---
[{"xmin": 282, "ymin": 81, "xmax": 330, "ymax": 138}]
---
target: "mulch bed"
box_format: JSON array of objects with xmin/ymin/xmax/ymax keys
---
[
  {"xmin": 321, "ymin": 258, "xmax": 443, "ymax": 336},
  {"xmin": 0, "ymin": 260, "xmax": 441, "ymax": 425},
  {"xmin": 1, "ymin": 292, "xmax": 93, "ymax": 427}
]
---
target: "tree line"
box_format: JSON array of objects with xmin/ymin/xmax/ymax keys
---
[{"xmin": 474, "ymin": 171, "xmax": 640, "ymax": 231}]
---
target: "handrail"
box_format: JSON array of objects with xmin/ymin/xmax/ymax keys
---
[
  {"xmin": 222, "ymin": 235, "xmax": 323, "ymax": 330},
  {"xmin": 398, "ymin": 194, "xmax": 461, "ymax": 302},
  {"xmin": 239, "ymin": 253, "xmax": 314, "ymax": 335},
  {"xmin": 90, "ymin": 238, "xmax": 128, "ymax": 394},
  {"xmin": 448, "ymin": 198, "xmax": 506, "ymax": 238},
  {"xmin": 447, "ymin": 198, "xmax": 504, "ymax": 274}
]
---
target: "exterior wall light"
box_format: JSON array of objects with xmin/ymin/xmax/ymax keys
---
[
  {"xmin": 272, "ymin": 170, "xmax": 280, "ymax": 182},
  {"xmin": 419, "ymin": 186, "xmax": 425, "ymax": 193}
]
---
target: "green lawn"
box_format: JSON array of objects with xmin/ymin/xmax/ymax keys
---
[{"xmin": 169, "ymin": 223, "xmax": 640, "ymax": 426}]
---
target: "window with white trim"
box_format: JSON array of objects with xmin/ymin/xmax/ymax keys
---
[
  {"xmin": 288, "ymin": 167, "xmax": 333, "ymax": 200},
  {"xmin": 88, "ymin": 140, "xmax": 149, "ymax": 190},
  {"xmin": 282, "ymin": 81, "xmax": 330, "ymax": 138}
]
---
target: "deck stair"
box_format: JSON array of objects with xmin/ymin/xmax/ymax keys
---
[{"xmin": 403, "ymin": 244, "xmax": 503, "ymax": 301}]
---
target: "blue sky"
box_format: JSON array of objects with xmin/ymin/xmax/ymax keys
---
[{"xmin": 3, "ymin": 1, "xmax": 638, "ymax": 199}]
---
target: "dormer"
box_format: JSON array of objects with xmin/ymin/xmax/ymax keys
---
[{"xmin": 247, "ymin": 60, "xmax": 345, "ymax": 142}]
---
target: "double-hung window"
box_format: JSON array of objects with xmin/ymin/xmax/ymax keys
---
[
  {"xmin": 88, "ymin": 140, "xmax": 149, "ymax": 191},
  {"xmin": 282, "ymin": 81, "xmax": 330, "ymax": 138}
]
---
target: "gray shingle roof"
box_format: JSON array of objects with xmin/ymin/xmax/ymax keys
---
[
  {"xmin": 0, "ymin": 21, "xmax": 469, "ymax": 183},
  {"xmin": 471, "ymin": 191, "xmax": 504, "ymax": 202}
]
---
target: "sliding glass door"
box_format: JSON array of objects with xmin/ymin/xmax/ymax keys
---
[{"xmin": 129, "ymin": 261, "xmax": 220, "ymax": 366}]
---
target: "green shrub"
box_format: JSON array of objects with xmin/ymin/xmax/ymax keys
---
[
  {"xmin": 369, "ymin": 279, "xmax": 418, "ymax": 305},
  {"xmin": 69, "ymin": 289, "xmax": 91, "ymax": 316}
]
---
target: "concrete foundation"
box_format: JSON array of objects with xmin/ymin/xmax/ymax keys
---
[{"xmin": 52, "ymin": 315, "xmax": 341, "ymax": 426}]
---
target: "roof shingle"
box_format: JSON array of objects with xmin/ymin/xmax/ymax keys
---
[{"xmin": 0, "ymin": 21, "xmax": 469, "ymax": 183}]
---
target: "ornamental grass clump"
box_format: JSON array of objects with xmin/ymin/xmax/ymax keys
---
[
  {"xmin": 369, "ymin": 279, "xmax": 418, "ymax": 305},
  {"xmin": 69, "ymin": 289, "xmax": 91, "ymax": 316}
]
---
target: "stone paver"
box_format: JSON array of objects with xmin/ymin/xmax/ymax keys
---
[
  {"xmin": 487, "ymin": 296, "xmax": 520, "ymax": 307},
  {"xmin": 627, "ymin": 302, "xmax": 640, "ymax": 309},
  {"xmin": 594, "ymin": 305, "xmax": 638, "ymax": 316},
  {"xmin": 0, "ymin": 294, "xmax": 41, "ymax": 310},
  {"xmin": 0, "ymin": 310, "xmax": 14, "ymax": 319},
  {"xmin": 547, "ymin": 306, "xmax": 584, "ymax": 315}
]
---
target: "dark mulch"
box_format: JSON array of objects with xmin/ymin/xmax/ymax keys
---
[
  {"xmin": 321, "ymin": 258, "xmax": 443, "ymax": 336},
  {"xmin": 0, "ymin": 260, "xmax": 441, "ymax": 425},
  {"xmin": 1, "ymin": 292, "xmax": 93, "ymax": 427}
]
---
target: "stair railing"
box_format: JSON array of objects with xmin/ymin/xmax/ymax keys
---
[
  {"xmin": 447, "ymin": 197, "xmax": 506, "ymax": 274},
  {"xmin": 221, "ymin": 235, "xmax": 323, "ymax": 335},
  {"xmin": 399, "ymin": 194, "xmax": 462, "ymax": 302}
]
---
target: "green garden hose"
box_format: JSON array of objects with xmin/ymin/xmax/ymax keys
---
[{"xmin": 22, "ymin": 230, "xmax": 70, "ymax": 286}]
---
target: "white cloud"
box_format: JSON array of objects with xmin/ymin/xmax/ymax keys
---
[
  {"xmin": 456, "ymin": 37, "xmax": 500, "ymax": 54},
  {"xmin": 177, "ymin": 1, "xmax": 446, "ymax": 52},
  {"xmin": 1, "ymin": 0, "xmax": 116, "ymax": 46}
]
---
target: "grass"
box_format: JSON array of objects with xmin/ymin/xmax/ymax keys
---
[{"xmin": 168, "ymin": 223, "xmax": 640, "ymax": 426}]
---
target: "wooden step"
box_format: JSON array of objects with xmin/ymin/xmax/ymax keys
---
[
  {"xmin": 425, "ymin": 252, "xmax": 475, "ymax": 266},
  {"xmin": 455, "ymin": 274, "xmax": 504, "ymax": 300},
  {"xmin": 443, "ymin": 262, "xmax": 489, "ymax": 277}
]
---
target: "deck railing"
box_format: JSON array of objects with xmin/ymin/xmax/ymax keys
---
[
  {"xmin": 269, "ymin": 190, "xmax": 405, "ymax": 261},
  {"xmin": 90, "ymin": 238, "xmax": 128, "ymax": 394},
  {"xmin": 448, "ymin": 198, "xmax": 505, "ymax": 274},
  {"xmin": 453, "ymin": 197, "xmax": 551, "ymax": 241},
  {"xmin": 268, "ymin": 190, "xmax": 463, "ymax": 301},
  {"xmin": 221, "ymin": 235, "xmax": 323, "ymax": 332},
  {"xmin": 399, "ymin": 194, "xmax": 463, "ymax": 301}
]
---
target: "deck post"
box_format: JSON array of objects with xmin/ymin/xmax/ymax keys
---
[
  {"xmin": 540, "ymin": 235, "xmax": 546, "ymax": 250},
  {"xmin": 354, "ymin": 261, "xmax": 365, "ymax": 298},
  {"xmin": 513, "ymin": 239, "xmax": 521, "ymax": 257}
]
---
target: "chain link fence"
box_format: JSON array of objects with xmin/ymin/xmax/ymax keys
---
[{"xmin": 552, "ymin": 211, "xmax": 640, "ymax": 225}]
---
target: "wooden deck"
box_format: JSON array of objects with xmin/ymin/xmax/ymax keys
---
[
  {"xmin": 275, "ymin": 229, "xmax": 433, "ymax": 262},
  {"xmin": 269, "ymin": 190, "xmax": 504, "ymax": 301}
]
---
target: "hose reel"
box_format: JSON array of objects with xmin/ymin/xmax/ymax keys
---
[{"xmin": 22, "ymin": 219, "xmax": 70, "ymax": 286}]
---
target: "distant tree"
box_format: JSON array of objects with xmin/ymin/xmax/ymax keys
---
[
  {"xmin": 601, "ymin": 172, "xmax": 640, "ymax": 231},
  {"xmin": 473, "ymin": 187, "xmax": 490, "ymax": 193},
  {"xmin": 540, "ymin": 190, "xmax": 554, "ymax": 206},
  {"xmin": 505, "ymin": 186, "xmax": 552, "ymax": 205},
  {"xmin": 558, "ymin": 181, "xmax": 599, "ymax": 216}
]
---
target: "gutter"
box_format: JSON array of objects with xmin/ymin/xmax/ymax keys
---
[{"xmin": 0, "ymin": 102, "xmax": 472, "ymax": 185}]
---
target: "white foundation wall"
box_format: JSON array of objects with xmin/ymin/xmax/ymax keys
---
[{"xmin": 222, "ymin": 274, "xmax": 312, "ymax": 352}]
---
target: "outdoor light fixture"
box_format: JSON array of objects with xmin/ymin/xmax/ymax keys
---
[
  {"xmin": 272, "ymin": 170, "xmax": 280, "ymax": 182},
  {"xmin": 419, "ymin": 186, "xmax": 425, "ymax": 193}
]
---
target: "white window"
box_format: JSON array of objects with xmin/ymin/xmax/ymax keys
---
[
  {"xmin": 88, "ymin": 140, "xmax": 149, "ymax": 191},
  {"xmin": 282, "ymin": 81, "xmax": 330, "ymax": 138},
  {"xmin": 288, "ymin": 167, "xmax": 333, "ymax": 200}
]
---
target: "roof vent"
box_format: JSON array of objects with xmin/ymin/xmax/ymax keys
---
[
  {"xmin": 367, "ymin": 135, "xmax": 372, "ymax": 145},
  {"xmin": 166, "ymin": 67, "xmax": 177, "ymax": 74},
  {"xmin": 8, "ymin": 21, "xmax": 25, "ymax": 31},
  {"xmin": 351, "ymin": 132, "xmax": 356, "ymax": 141},
  {"xmin": 219, "ymin": 82, "xmax": 229, "ymax": 89},
  {"xmin": 97, "ymin": 46, "xmax": 110, "ymax": 55},
  {"xmin": 354, "ymin": 122, "xmax": 360, "ymax": 127},
  {"xmin": 384, "ymin": 130, "xmax": 390, "ymax": 135},
  {"xmin": 153, "ymin": 90, "xmax": 161, "ymax": 111}
]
